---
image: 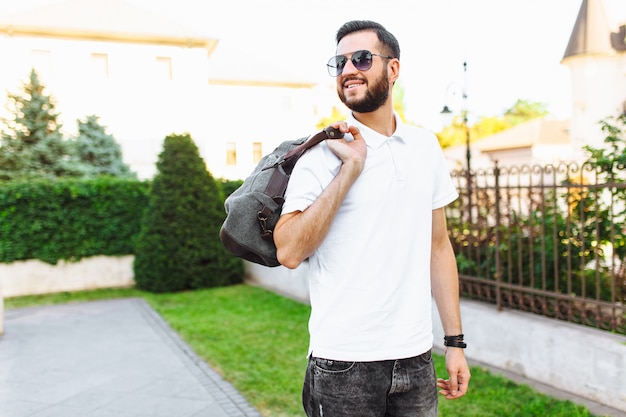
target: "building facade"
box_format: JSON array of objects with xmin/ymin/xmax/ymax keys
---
[{"xmin": 0, "ymin": 0, "xmax": 332, "ymax": 180}]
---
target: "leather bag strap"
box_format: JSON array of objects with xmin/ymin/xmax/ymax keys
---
[
  {"xmin": 266, "ymin": 126, "xmax": 343, "ymax": 196},
  {"xmin": 281, "ymin": 126, "xmax": 343, "ymax": 167}
]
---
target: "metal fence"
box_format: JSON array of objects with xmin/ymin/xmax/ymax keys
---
[{"xmin": 446, "ymin": 161, "xmax": 626, "ymax": 334}]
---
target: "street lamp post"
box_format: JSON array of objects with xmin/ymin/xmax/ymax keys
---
[{"xmin": 441, "ymin": 61, "xmax": 472, "ymax": 223}]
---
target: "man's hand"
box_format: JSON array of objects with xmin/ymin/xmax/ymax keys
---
[
  {"xmin": 325, "ymin": 122, "xmax": 366, "ymax": 176},
  {"xmin": 437, "ymin": 348, "xmax": 471, "ymax": 399}
]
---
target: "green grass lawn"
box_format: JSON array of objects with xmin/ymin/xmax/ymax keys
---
[{"xmin": 4, "ymin": 285, "xmax": 602, "ymax": 417}]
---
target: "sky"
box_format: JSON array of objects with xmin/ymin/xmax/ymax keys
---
[{"xmin": 2, "ymin": 0, "xmax": 626, "ymax": 132}]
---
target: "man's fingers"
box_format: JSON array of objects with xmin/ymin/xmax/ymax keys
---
[
  {"xmin": 437, "ymin": 377, "xmax": 467, "ymax": 399},
  {"xmin": 329, "ymin": 122, "xmax": 350, "ymax": 134},
  {"xmin": 448, "ymin": 374, "xmax": 459, "ymax": 396},
  {"xmin": 348, "ymin": 125, "xmax": 362, "ymax": 140}
]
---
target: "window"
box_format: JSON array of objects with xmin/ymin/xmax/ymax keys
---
[
  {"xmin": 156, "ymin": 56, "xmax": 173, "ymax": 80},
  {"xmin": 252, "ymin": 142, "xmax": 263, "ymax": 164},
  {"xmin": 91, "ymin": 53, "xmax": 109, "ymax": 78},
  {"xmin": 226, "ymin": 142, "xmax": 237, "ymax": 166}
]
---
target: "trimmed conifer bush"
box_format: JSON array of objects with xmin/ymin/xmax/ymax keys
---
[{"xmin": 133, "ymin": 133, "xmax": 243, "ymax": 292}]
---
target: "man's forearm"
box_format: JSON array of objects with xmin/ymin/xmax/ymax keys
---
[{"xmin": 430, "ymin": 232, "xmax": 463, "ymax": 335}]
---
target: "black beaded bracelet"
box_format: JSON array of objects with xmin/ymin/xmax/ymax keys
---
[{"xmin": 444, "ymin": 334, "xmax": 467, "ymax": 349}]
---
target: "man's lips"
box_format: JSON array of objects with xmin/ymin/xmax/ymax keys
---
[{"xmin": 343, "ymin": 78, "xmax": 366, "ymax": 90}]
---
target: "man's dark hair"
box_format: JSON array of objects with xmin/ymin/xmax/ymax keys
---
[{"xmin": 336, "ymin": 20, "xmax": 400, "ymax": 60}]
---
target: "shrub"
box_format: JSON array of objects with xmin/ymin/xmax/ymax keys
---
[
  {"xmin": 0, "ymin": 177, "xmax": 149, "ymax": 264},
  {"xmin": 218, "ymin": 178, "xmax": 243, "ymax": 198},
  {"xmin": 133, "ymin": 133, "xmax": 243, "ymax": 293}
]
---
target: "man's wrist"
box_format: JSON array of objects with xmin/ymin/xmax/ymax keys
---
[{"xmin": 444, "ymin": 334, "xmax": 467, "ymax": 349}]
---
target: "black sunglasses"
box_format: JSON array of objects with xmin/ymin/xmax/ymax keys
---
[{"xmin": 327, "ymin": 50, "xmax": 395, "ymax": 77}]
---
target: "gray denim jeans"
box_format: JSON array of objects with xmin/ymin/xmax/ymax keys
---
[{"xmin": 302, "ymin": 349, "xmax": 438, "ymax": 417}]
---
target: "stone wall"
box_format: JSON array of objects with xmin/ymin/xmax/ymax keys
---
[{"xmin": 0, "ymin": 256, "xmax": 134, "ymax": 298}]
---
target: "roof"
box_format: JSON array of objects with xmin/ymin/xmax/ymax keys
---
[
  {"xmin": 474, "ymin": 118, "xmax": 570, "ymax": 152},
  {"xmin": 0, "ymin": 0, "xmax": 312, "ymax": 87},
  {"xmin": 562, "ymin": 0, "xmax": 626, "ymax": 60},
  {"xmin": 0, "ymin": 0, "xmax": 218, "ymax": 50}
]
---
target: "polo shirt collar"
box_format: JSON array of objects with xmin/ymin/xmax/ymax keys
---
[{"xmin": 347, "ymin": 113, "xmax": 407, "ymax": 150}]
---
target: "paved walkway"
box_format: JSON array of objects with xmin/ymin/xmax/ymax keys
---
[{"xmin": 0, "ymin": 298, "xmax": 263, "ymax": 417}]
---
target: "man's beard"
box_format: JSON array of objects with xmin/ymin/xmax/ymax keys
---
[{"xmin": 338, "ymin": 70, "xmax": 390, "ymax": 113}]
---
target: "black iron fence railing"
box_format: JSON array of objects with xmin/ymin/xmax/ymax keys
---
[{"xmin": 446, "ymin": 161, "xmax": 625, "ymax": 334}]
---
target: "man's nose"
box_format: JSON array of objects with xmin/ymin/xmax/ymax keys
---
[{"xmin": 341, "ymin": 58, "xmax": 358, "ymax": 75}]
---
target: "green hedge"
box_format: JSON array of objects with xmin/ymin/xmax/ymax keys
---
[
  {"xmin": 0, "ymin": 177, "xmax": 150, "ymax": 264},
  {"xmin": 219, "ymin": 178, "xmax": 243, "ymax": 198}
]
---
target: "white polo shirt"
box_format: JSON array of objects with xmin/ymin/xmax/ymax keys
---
[{"xmin": 282, "ymin": 113, "xmax": 458, "ymax": 361}]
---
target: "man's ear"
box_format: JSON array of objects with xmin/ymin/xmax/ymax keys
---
[{"xmin": 388, "ymin": 59, "xmax": 400, "ymax": 84}]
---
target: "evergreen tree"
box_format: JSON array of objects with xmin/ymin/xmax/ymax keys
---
[
  {"xmin": 0, "ymin": 69, "xmax": 85, "ymax": 181},
  {"xmin": 74, "ymin": 115, "xmax": 135, "ymax": 178},
  {"xmin": 133, "ymin": 133, "xmax": 243, "ymax": 292}
]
